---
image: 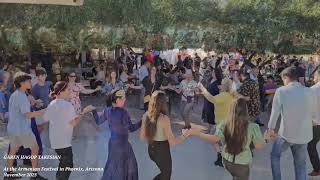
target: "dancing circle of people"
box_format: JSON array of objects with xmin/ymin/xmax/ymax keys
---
[{"xmin": 1, "ymin": 51, "xmax": 320, "ymax": 180}]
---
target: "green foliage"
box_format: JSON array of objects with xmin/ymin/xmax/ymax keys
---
[{"xmin": 0, "ymin": 0, "xmax": 320, "ymax": 54}]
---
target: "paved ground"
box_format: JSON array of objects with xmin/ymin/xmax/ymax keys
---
[{"xmin": 0, "ymin": 95, "xmax": 320, "ymax": 180}]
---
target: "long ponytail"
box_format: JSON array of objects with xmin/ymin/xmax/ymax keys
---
[
  {"xmin": 144, "ymin": 91, "xmax": 168, "ymax": 143},
  {"xmin": 224, "ymin": 98, "xmax": 250, "ymax": 155}
]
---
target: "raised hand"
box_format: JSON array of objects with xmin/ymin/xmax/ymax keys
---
[
  {"xmin": 197, "ymin": 82, "xmax": 204, "ymax": 89},
  {"xmin": 197, "ymin": 82, "xmax": 206, "ymax": 94}
]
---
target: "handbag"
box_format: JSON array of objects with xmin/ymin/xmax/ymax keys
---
[{"xmin": 186, "ymin": 96, "xmax": 193, "ymax": 103}]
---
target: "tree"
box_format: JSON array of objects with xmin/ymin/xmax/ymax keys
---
[{"xmin": 0, "ymin": 0, "xmax": 319, "ymax": 54}]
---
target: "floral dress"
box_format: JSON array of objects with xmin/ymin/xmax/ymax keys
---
[{"xmin": 68, "ymin": 83, "xmax": 83, "ymax": 114}]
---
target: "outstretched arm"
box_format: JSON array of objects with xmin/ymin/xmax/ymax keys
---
[
  {"xmin": 92, "ymin": 110, "xmax": 108, "ymax": 125},
  {"xmin": 199, "ymin": 133, "xmax": 221, "ymax": 144},
  {"xmin": 126, "ymin": 114, "xmax": 142, "ymax": 132},
  {"xmin": 69, "ymin": 116, "xmax": 82, "ymax": 127},
  {"xmin": 79, "ymin": 83, "xmax": 99, "ymax": 94},
  {"xmin": 70, "ymin": 106, "xmax": 95, "ymax": 127},
  {"xmin": 162, "ymin": 116, "xmax": 190, "ymax": 147},
  {"xmin": 140, "ymin": 114, "xmax": 147, "ymax": 141},
  {"xmin": 198, "ymin": 83, "xmax": 219, "ymax": 104}
]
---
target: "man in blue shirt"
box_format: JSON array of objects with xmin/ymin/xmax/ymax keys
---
[
  {"xmin": 6, "ymin": 73, "xmax": 47, "ymax": 180},
  {"xmin": 32, "ymin": 68, "xmax": 52, "ymax": 109}
]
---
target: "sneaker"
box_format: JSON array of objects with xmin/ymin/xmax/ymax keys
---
[
  {"xmin": 309, "ymin": 171, "xmax": 320, "ymax": 176},
  {"xmin": 214, "ymin": 153, "xmax": 224, "ymax": 167},
  {"xmin": 30, "ymin": 174, "xmax": 47, "ymax": 180}
]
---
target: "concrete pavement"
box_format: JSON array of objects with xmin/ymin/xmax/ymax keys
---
[{"xmin": 0, "ymin": 96, "xmax": 319, "ymax": 180}]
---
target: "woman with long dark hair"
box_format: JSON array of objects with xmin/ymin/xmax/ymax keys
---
[
  {"xmin": 91, "ymin": 89, "xmax": 142, "ymax": 180},
  {"xmin": 192, "ymin": 98, "xmax": 265, "ymax": 180},
  {"xmin": 202, "ymin": 67, "xmax": 219, "ymax": 132},
  {"xmin": 140, "ymin": 91, "xmax": 193, "ymax": 180},
  {"xmin": 142, "ymin": 66, "xmax": 161, "ymax": 110},
  {"xmin": 101, "ymin": 70, "xmax": 125, "ymax": 95}
]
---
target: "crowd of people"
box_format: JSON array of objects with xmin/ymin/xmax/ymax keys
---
[{"xmin": 1, "ymin": 48, "xmax": 320, "ymax": 180}]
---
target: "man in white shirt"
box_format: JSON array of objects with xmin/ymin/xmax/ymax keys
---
[
  {"xmin": 307, "ymin": 68, "xmax": 320, "ymax": 176},
  {"xmin": 267, "ymin": 67, "xmax": 317, "ymax": 180}
]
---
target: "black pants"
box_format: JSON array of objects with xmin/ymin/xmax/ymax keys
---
[
  {"xmin": 55, "ymin": 147, "xmax": 73, "ymax": 180},
  {"xmin": 148, "ymin": 141, "xmax": 172, "ymax": 180},
  {"xmin": 308, "ymin": 125, "xmax": 320, "ymax": 172},
  {"xmin": 223, "ymin": 159, "xmax": 250, "ymax": 180}
]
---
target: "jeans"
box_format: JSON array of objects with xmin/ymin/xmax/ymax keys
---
[
  {"xmin": 179, "ymin": 100, "xmax": 194, "ymax": 127},
  {"xmin": 307, "ymin": 125, "xmax": 320, "ymax": 172},
  {"xmin": 55, "ymin": 147, "xmax": 73, "ymax": 180},
  {"xmin": 271, "ymin": 137, "xmax": 307, "ymax": 180}
]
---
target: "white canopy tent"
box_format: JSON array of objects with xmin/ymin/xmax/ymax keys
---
[{"xmin": 0, "ymin": 0, "xmax": 83, "ymax": 6}]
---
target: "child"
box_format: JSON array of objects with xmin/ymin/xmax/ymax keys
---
[{"xmin": 32, "ymin": 68, "xmax": 52, "ymax": 110}]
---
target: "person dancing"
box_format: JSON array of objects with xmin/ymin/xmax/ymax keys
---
[
  {"xmin": 5, "ymin": 73, "xmax": 46, "ymax": 180},
  {"xmin": 198, "ymin": 78, "xmax": 234, "ymax": 167},
  {"xmin": 201, "ymin": 67, "xmax": 220, "ymax": 134},
  {"xmin": 67, "ymin": 72, "xmax": 101, "ymax": 137},
  {"xmin": 91, "ymin": 89, "xmax": 142, "ymax": 180},
  {"xmin": 140, "ymin": 91, "xmax": 193, "ymax": 180},
  {"xmin": 42, "ymin": 81, "xmax": 94, "ymax": 180},
  {"xmin": 142, "ymin": 66, "xmax": 161, "ymax": 111},
  {"xmin": 172, "ymin": 70, "xmax": 198, "ymax": 129},
  {"xmin": 67, "ymin": 72, "xmax": 100, "ymax": 114},
  {"xmin": 192, "ymin": 98, "xmax": 265, "ymax": 180},
  {"xmin": 307, "ymin": 68, "xmax": 320, "ymax": 176}
]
